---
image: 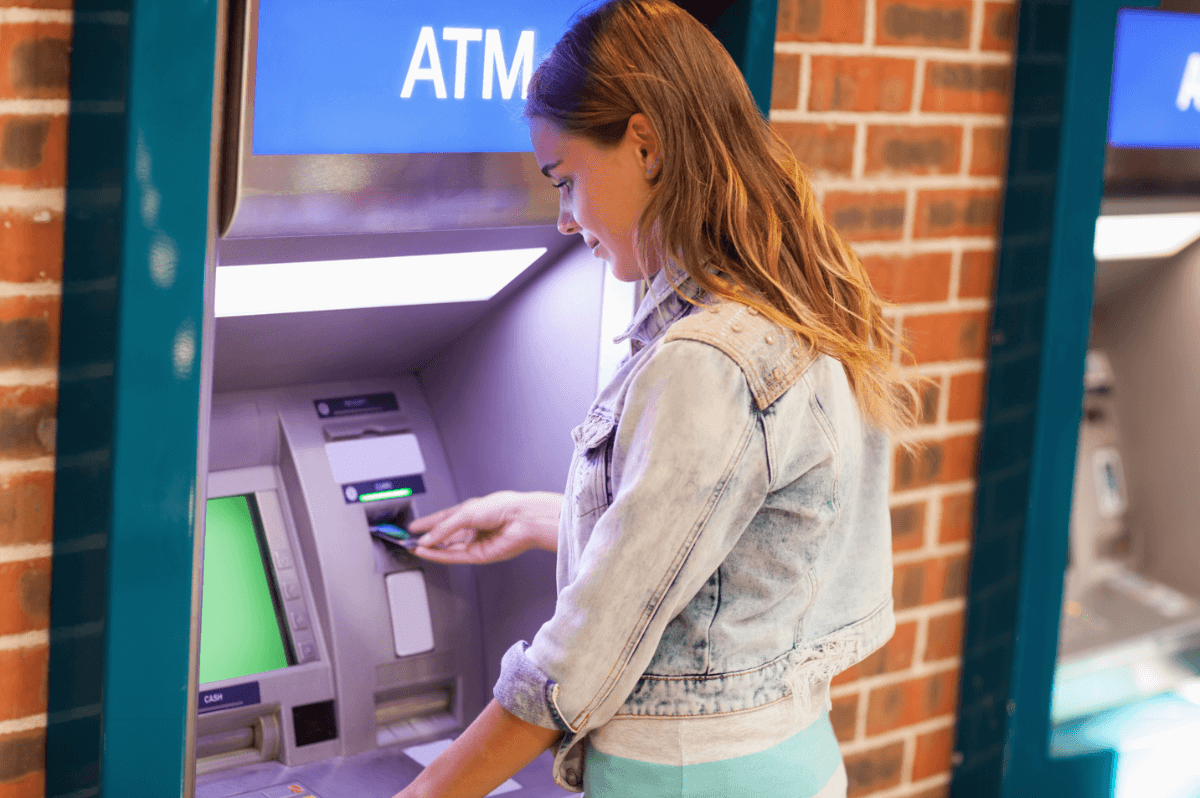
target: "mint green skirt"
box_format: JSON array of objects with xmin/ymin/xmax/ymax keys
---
[{"xmin": 582, "ymin": 712, "xmax": 844, "ymax": 798}]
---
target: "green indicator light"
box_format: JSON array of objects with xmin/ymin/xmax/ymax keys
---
[{"xmin": 358, "ymin": 487, "xmax": 413, "ymax": 502}]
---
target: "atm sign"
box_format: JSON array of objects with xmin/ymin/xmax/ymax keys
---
[
  {"xmin": 1109, "ymin": 9, "xmax": 1200, "ymax": 148},
  {"xmin": 253, "ymin": 0, "xmax": 578, "ymax": 154}
]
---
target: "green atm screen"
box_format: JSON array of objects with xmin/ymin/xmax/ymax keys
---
[{"xmin": 199, "ymin": 495, "xmax": 290, "ymax": 684}]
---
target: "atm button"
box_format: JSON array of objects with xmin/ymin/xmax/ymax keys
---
[
  {"xmin": 298, "ymin": 641, "xmax": 317, "ymax": 662},
  {"xmin": 289, "ymin": 610, "xmax": 310, "ymax": 631},
  {"xmin": 281, "ymin": 578, "xmax": 302, "ymax": 600},
  {"xmin": 274, "ymin": 549, "xmax": 295, "ymax": 570}
]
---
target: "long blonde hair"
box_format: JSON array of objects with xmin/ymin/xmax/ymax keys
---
[{"xmin": 526, "ymin": 0, "xmax": 926, "ymax": 436}]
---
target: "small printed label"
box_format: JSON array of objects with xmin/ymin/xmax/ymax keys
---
[
  {"xmin": 198, "ymin": 682, "xmax": 261, "ymax": 715},
  {"xmin": 342, "ymin": 474, "xmax": 426, "ymax": 504},
  {"xmin": 314, "ymin": 392, "xmax": 399, "ymax": 418}
]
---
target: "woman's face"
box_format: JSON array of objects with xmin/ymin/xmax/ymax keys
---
[{"xmin": 530, "ymin": 115, "xmax": 660, "ymax": 283}]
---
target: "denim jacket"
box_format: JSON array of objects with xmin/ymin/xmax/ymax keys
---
[{"xmin": 494, "ymin": 262, "xmax": 895, "ymax": 791}]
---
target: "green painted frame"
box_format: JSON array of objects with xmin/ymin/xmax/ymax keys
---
[
  {"xmin": 951, "ymin": 1, "xmax": 1155, "ymax": 796},
  {"xmin": 45, "ymin": 0, "xmax": 221, "ymax": 795},
  {"xmin": 42, "ymin": 1, "xmax": 776, "ymax": 794}
]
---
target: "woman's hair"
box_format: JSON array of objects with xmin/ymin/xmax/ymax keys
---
[{"xmin": 525, "ymin": 0, "xmax": 928, "ymax": 437}]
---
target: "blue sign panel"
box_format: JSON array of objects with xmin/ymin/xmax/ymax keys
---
[
  {"xmin": 253, "ymin": 0, "xmax": 581, "ymax": 154},
  {"xmin": 1109, "ymin": 9, "xmax": 1200, "ymax": 148}
]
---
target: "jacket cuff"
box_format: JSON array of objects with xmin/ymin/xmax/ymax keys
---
[{"xmin": 493, "ymin": 640, "xmax": 570, "ymax": 732}]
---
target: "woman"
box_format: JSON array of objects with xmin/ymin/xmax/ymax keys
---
[{"xmin": 393, "ymin": 1, "xmax": 923, "ymax": 796}]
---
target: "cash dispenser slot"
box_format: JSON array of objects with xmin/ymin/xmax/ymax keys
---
[
  {"xmin": 374, "ymin": 683, "xmax": 457, "ymax": 748},
  {"xmin": 195, "ymin": 705, "xmax": 282, "ymax": 775}
]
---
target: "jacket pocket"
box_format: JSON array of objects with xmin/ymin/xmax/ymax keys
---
[{"xmin": 569, "ymin": 413, "xmax": 616, "ymax": 518}]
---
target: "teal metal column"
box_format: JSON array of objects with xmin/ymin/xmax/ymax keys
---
[
  {"xmin": 951, "ymin": 1, "xmax": 1154, "ymax": 796},
  {"xmin": 46, "ymin": 0, "xmax": 219, "ymax": 795},
  {"xmin": 710, "ymin": 0, "xmax": 778, "ymax": 116}
]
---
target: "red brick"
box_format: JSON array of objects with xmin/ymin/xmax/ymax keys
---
[
  {"xmin": 775, "ymin": 122, "xmax": 856, "ymax": 177},
  {"xmin": 771, "ymin": 54, "xmax": 802, "ymax": 110},
  {"xmin": 981, "ymin": 2, "xmax": 1018, "ymax": 52},
  {"xmin": 0, "ymin": 471, "xmax": 54, "ymax": 547},
  {"xmin": 830, "ymin": 693, "xmax": 858, "ymax": 742},
  {"xmin": 970, "ymin": 125, "xmax": 1008, "ymax": 176},
  {"xmin": 939, "ymin": 491, "xmax": 974, "ymax": 543},
  {"xmin": 1, "ymin": 0, "xmax": 71, "ymax": 8},
  {"xmin": 866, "ymin": 670, "xmax": 959, "ymax": 734},
  {"xmin": 776, "ymin": 0, "xmax": 866, "ymax": 43},
  {"xmin": 865, "ymin": 125, "xmax": 962, "ymax": 176},
  {"xmin": 844, "ymin": 741, "xmax": 904, "ymax": 796},
  {"xmin": 893, "ymin": 433, "xmax": 979, "ymax": 490},
  {"xmin": 809, "ymin": 56, "xmax": 914, "ymax": 112},
  {"xmin": 0, "ymin": 386, "xmax": 57, "ymax": 460},
  {"xmin": 890, "ymin": 501, "xmax": 927, "ymax": 551},
  {"xmin": 959, "ymin": 249, "xmax": 996, "ymax": 298},
  {"xmin": 0, "ymin": 730, "xmax": 45, "ymax": 790},
  {"xmin": 914, "ymin": 189, "xmax": 1001, "ymax": 239},
  {"xmin": 892, "ymin": 553, "xmax": 970, "ymax": 608},
  {"xmin": 0, "ymin": 211, "xmax": 64, "ymax": 283},
  {"xmin": 876, "ymin": 0, "xmax": 973, "ymax": 48},
  {"xmin": 948, "ymin": 370, "xmax": 984, "ymax": 422},
  {"xmin": 834, "ymin": 620, "xmax": 917, "ymax": 684},
  {"xmin": 0, "ymin": 558, "xmax": 51, "ymax": 636},
  {"xmin": 0, "ymin": 115, "xmax": 68, "ymax": 188},
  {"xmin": 913, "ymin": 725, "xmax": 956, "ymax": 780},
  {"xmin": 922, "ymin": 61, "xmax": 1012, "ymax": 113},
  {"xmin": 902, "ymin": 310, "xmax": 988, "ymax": 363},
  {"xmin": 824, "ymin": 191, "xmax": 906, "ymax": 242},
  {"xmin": 863, "ymin": 252, "xmax": 953, "ymax": 304},
  {"xmin": 0, "ymin": 772, "xmax": 46, "ymax": 798},
  {"xmin": 0, "ymin": 24, "xmax": 72, "ymax": 100},
  {"xmin": 926, "ymin": 610, "xmax": 966, "ymax": 661},
  {"xmin": 0, "ymin": 297, "xmax": 60, "ymax": 370},
  {"xmin": 918, "ymin": 377, "xmax": 941, "ymax": 424},
  {"xmin": 0, "ymin": 645, "xmax": 47, "ymax": 722},
  {"xmin": 0, "ymin": 771, "xmax": 45, "ymax": 798}
]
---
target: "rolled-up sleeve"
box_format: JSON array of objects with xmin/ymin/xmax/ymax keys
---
[{"xmin": 493, "ymin": 338, "xmax": 774, "ymax": 737}]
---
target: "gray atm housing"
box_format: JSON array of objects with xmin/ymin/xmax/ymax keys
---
[{"xmin": 193, "ymin": 234, "xmax": 627, "ymax": 798}]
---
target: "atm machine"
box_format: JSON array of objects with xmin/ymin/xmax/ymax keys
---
[
  {"xmin": 188, "ymin": 2, "xmax": 634, "ymax": 796},
  {"xmin": 1050, "ymin": 7, "xmax": 1200, "ymax": 792}
]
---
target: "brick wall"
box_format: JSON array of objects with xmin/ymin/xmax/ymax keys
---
[
  {"xmin": 770, "ymin": 1, "xmax": 1015, "ymax": 796},
  {"xmin": 0, "ymin": 2, "xmax": 71, "ymax": 797}
]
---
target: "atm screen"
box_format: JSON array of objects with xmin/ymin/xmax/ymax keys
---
[{"xmin": 199, "ymin": 495, "xmax": 292, "ymax": 683}]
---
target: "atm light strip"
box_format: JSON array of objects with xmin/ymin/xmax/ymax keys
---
[{"xmin": 359, "ymin": 488, "xmax": 414, "ymax": 502}]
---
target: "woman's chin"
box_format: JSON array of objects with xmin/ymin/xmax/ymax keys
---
[{"xmin": 608, "ymin": 261, "xmax": 643, "ymax": 283}]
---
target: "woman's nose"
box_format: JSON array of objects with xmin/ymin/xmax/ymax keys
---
[{"xmin": 558, "ymin": 208, "xmax": 580, "ymax": 236}]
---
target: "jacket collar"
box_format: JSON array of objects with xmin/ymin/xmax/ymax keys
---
[{"xmin": 613, "ymin": 261, "xmax": 711, "ymax": 347}]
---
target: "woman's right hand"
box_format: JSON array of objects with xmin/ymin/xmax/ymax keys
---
[{"xmin": 406, "ymin": 491, "xmax": 563, "ymax": 565}]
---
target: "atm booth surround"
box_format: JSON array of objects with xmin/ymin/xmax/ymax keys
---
[
  {"xmin": 187, "ymin": 0, "xmax": 619, "ymax": 794},
  {"xmin": 191, "ymin": 228, "xmax": 618, "ymax": 798}
]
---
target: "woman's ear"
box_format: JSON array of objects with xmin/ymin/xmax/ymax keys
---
[{"xmin": 626, "ymin": 113, "xmax": 660, "ymax": 169}]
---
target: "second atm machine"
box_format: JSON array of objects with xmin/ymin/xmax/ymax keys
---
[
  {"xmin": 1050, "ymin": 6, "xmax": 1200, "ymax": 777},
  {"xmin": 190, "ymin": 1, "xmax": 638, "ymax": 796}
]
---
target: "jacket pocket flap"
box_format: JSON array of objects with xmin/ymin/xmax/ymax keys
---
[{"xmin": 570, "ymin": 414, "xmax": 616, "ymax": 452}]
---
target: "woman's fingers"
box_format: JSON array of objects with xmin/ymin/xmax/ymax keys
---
[
  {"xmin": 410, "ymin": 495, "xmax": 510, "ymax": 548},
  {"xmin": 415, "ymin": 507, "xmax": 482, "ymax": 548},
  {"xmin": 406, "ymin": 503, "xmax": 458, "ymax": 533}
]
